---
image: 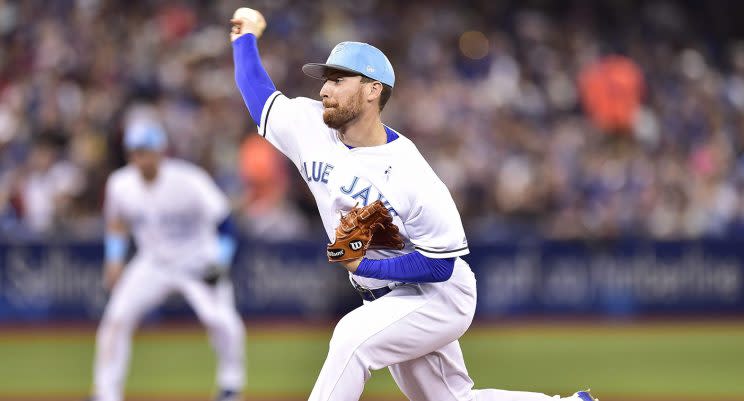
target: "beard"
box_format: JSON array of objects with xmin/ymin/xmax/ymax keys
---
[{"xmin": 322, "ymin": 91, "xmax": 364, "ymax": 130}]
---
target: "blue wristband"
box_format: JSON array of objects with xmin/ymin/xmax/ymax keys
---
[
  {"xmin": 104, "ymin": 233, "xmax": 128, "ymax": 264},
  {"xmin": 217, "ymin": 235, "xmax": 237, "ymax": 267},
  {"xmin": 216, "ymin": 215, "xmax": 238, "ymax": 267}
]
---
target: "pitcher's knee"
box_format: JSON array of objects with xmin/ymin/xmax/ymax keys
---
[
  {"xmin": 329, "ymin": 314, "xmax": 365, "ymax": 351},
  {"xmin": 328, "ymin": 327, "xmax": 379, "ymax": 372}
]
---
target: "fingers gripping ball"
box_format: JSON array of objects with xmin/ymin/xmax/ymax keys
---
[
  {"xmin": 231, "ymin": 7, "xmax": 266, "ymax": 40},
  {"xmin": 327, "ymin": 200, "xmax": 405, "ymax": 262}
]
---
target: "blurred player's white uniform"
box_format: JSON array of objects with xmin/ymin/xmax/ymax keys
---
[{"xmin": 92, "ymin": 127, "xmax": 244, "ymax": 401}]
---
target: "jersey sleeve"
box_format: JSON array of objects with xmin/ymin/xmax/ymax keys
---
[
  {"xmin": 402, "ymin": 171, "xmax": 469, "ymax": 259},
  {"xmin": 103, "ymin": 173, "xmax": 125, "ymax": 222},
  {"xmin": 191, "ymin": 168, "xmax": 230, "ymax": 223},
  {"xmin": 257, "ymin": 92, "xmax": 323, "ymax": 166}
]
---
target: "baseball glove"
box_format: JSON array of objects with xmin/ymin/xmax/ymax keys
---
[
  {"xmin": 202, "ymin": 264, "xmax": 227, "ymax": 286},
  {"xmin": 327, "ymin": 200, "xmax": 405, "ymax": 262}
]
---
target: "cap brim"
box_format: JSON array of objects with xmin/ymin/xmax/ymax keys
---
[
  {"xmin": 125, "ymin": 145, "xmax": 165, "ymax": 152},
  {"xmin": 302, "ymin": 63, "xmax": 366, "ymax": 80}
]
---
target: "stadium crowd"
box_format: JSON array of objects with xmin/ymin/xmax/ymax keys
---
[{"xmin": 2, "ymin": 0, "xmax": 744, "ymax": 241}]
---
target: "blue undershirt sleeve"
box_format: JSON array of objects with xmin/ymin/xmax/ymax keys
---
[
  {"xmin": 232, "ymin": 33, "xmax": 277, "ymax": 123},
  {"xmin": 355, "ymin": 252, "xmax": 455, "ymax": 283}
]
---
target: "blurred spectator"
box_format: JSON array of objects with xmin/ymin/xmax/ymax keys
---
[
  {"xmin": 238, "ymin": 135, "xmax": 308, "ymax": 240},
  {"xmin": 579, "ymin": 55, "xmax": 644, "ymax": 135},
  {"xmin": 4, "ymin": 133, "xmax": 83, "ymax": 235}
]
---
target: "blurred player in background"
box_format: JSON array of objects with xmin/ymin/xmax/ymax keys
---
[
  {"xmin": 231, "ymin": 8, "xmax": 595, "ymax": 401},
  {"xmin": 89, "ymin": 109, "xmax": 245, "ymax": 401}
]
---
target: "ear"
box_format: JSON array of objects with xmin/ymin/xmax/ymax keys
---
[{"xmin": 366, "ymin": 81, "xmax": 382, "ymax": 103}]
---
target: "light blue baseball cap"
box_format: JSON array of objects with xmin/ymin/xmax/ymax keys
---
[
  {"xmin": 302, "ymin": 41, "xmax": 395, "ymax": 87},
  {"xmin": 123, "ymin": 121, "xmax": 167, "ymax": 151}
]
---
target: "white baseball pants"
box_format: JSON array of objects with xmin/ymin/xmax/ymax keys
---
[
  {"xmin": 308, "ymin": 258, "xmax": 560, "ymax": 401},
  {"xmin": 93, "ymin": 258, "xmax": 245, "ymax": 401}
]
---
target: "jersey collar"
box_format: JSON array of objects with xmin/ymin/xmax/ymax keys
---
[{"xmin": 344, "ymin": 125, "xmax": 400, "ymax": 150}]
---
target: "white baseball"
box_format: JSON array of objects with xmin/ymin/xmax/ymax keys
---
[
  {"xmin": 232, "ymin": 7, "xmax": 266, "ymax": 38},
  {"xmin": 233, "ymin": 7, "xmax": 259, "ymax": 22}
]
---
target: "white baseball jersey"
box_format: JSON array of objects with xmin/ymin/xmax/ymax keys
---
[
  {"xmin": 104, "ymin": 158, "xmax": 229, "ymax": 272},
  {"xmin": 257, "ymin": 92, "xmax": 469, "ymax": 289}
]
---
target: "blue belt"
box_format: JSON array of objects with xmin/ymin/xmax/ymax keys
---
[{"xmin": 351, "ymin": 279, "xmax": 406, "ymax": 302}]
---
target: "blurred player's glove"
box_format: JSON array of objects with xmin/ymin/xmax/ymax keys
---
[
  {"xmin": 327, "ymin": 200, "xmax": 404, "ymax": 262},
  {"xmin": 203, "ymin": 264, "xmax": 228, "ymax": 286}
]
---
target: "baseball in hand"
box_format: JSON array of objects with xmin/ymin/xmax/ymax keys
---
[{"xmin": 231, "ymin": 7, "xmax": 266, "ymax": 40}]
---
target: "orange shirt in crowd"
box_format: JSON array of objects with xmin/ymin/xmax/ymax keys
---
[{"xmin": 578, "ymin": 55, "xmax": 644, "ymax": 134}]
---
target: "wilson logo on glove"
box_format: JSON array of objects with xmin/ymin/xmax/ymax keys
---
[
  {"xmin": 327, "ymin": 200, "xmax": 405, "ymax": 262},
  {"xmin": 327, "ymin": 249, "xmax": 345, "ymax": 258}
]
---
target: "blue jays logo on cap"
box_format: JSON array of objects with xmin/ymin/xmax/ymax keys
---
[
  {"xmin": 124, "ymin": 121, "xmax": 167, "ymax": 151},
  {"xmin": 302, "ymin": 41, "xmax": 395, "ymax": 87}
]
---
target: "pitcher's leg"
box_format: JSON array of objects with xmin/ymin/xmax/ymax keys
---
[
  {"xmin": 389, "ymin": 340, "xmax": 474, "ymax": 401},
  {"xmin": 309, "ymin": 263, "xmax": 480, "ymax": 401},
  {"xmin": 308, "ymin": 282, "xmax": 480, "ymax": 401},
  {"xmin": 471, "ymin": 389, "xmax": 560, "ymax": 401},
  {"xmin": 308, "ymin": 286, "xmax": 430, "ymax": 401},
  {"xmin": 93, "ymin": 265, "xmax": 171, "ymax": 401},
  {"xmin": 390, "ymin": 340, "xmax": 559, "ymax": 401},
  {"xmin": 180, "ymin": 277, "xmax": 246, "ymax": 391}
]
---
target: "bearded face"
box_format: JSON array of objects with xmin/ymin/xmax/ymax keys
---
[{"xmin": 322, "ymin": 86, "xmax": 365, "ymax": 129}]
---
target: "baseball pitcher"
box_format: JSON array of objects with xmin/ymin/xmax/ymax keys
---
[
  {"xmin": 231, "ymin": 8, "xmax": 597, "ymax": 401},
  {"xmin": 90, "ymin": 118, "xmax": 245, "ymax": 401}
]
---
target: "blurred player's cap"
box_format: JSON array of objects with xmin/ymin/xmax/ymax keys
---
[
  {"xmin": 123, "ymin": 121, "xmax": 167, "ymax": 151},
  {"xmin": 302, "ymin": 41, "xmax": 395, "ymax": 87}
]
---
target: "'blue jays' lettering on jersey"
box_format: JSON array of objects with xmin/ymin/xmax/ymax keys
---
[
  {"xmin": 301, "ymin": 160, "xmax": 397, "ymax": 216},
  {"xmin": 339, "ymin": 176, "xmax": 397, "ymax": 215},
  {"xmin": 301, "ymin": 161, "xmax": 334, "ymax": 184}
]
